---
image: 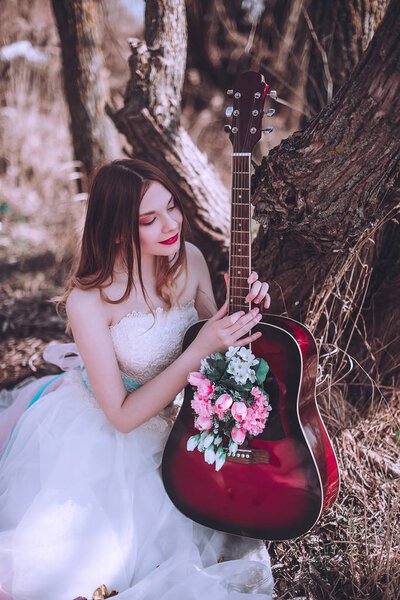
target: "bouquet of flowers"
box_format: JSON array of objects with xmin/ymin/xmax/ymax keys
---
[{"xmin": 186, "ymin": 346, "xmax": 272, "ymax": 471}]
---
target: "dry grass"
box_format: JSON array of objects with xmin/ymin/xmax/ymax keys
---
[{"xmin": 0, "ymin": 2, "xmax": 399, "ymax": 599}]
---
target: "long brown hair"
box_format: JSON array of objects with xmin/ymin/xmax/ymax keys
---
[{"xmin": 61, "ymin": 159, "xmax": 189, "ymax": 313}]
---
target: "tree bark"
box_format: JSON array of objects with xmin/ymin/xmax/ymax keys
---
[
  {"xmin": 107, "ymin": 0, "xmax": 230, "ymax": 288},
  {"xmin": 304, "ymin": 0, "xmax": 389, "ymax": 118},
  {"xmin": 252, "ymin": 0, "xmax": 400, "ymax": 386},
  {"xmin": 51, "ymin": 0, "xmax": 120, "ymax": 183}
]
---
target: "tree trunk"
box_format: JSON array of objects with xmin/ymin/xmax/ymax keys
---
[
  {"xmin": 107, "ymin": 0, "xmax": 230, "ymax": 291},
  {"xmin": 252, "ymin": 0, "xmax": 400, "ymax": 387},
  {"xmin": 51, "ymin": 0, "xmax": 120, "ymax": 184},
  {"xmin": 303, "ymin": 0, "xmax": 389, "ymax": 118}
]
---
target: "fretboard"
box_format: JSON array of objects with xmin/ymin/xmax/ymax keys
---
[{"xmin": 228, "ymin": 153, "xmax": 252, "ymax": 314}]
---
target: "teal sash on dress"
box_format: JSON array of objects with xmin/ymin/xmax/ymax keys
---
[
  {"xmin": 26, "ymin": 374, "xmax": 63, "ymax": 410},
  {"xmin": 24, "ymin": 343, "xmax": 141, "ymax": 412}
]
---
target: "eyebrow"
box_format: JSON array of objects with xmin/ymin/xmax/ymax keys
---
[{"xmin": 139, "ymin": 195, "xmax": 174, "ymax": 217}]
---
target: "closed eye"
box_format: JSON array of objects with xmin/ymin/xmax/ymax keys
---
[
  {"xmin": 139, "ymin": 200, "xmax": 176, "ymax": 226},
  {"xmin": 140, "ymin": 218, "xmax": 156, "ymax": 226}
]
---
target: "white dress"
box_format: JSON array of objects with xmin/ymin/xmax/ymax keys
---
[{"xmin": 0, "ymin": 300, "xmax": 273, "ymax": 600}]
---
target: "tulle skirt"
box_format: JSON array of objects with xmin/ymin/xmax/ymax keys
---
[{"xmin": 0, "ymin": 371, "xmax": 273, "ymax": 600}]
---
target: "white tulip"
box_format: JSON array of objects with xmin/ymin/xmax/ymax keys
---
[
  {"xmin": 186, "ymin": 434, "xmax": 201, "ymax": 451},
  {"xmin": 203, "ymin": 433, "xmax": 215, "ymax": 449},
  {"xmin": 197, "ymin": 431, "xmax": 209, "ymax": 452},
  {"xmin": 204, "ymin": 445, "xmax": 216, "ymax": 465},
  {"xmin": 215, "ymin": 448, "xmax": 227, "ymax": 471}
]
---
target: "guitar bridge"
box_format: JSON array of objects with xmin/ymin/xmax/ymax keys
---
[{"xmin": 225, "ymin": 448, "xmax": 270, "ymax": 464}]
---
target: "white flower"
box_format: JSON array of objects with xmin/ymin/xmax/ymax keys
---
[
  {"xmin": 214, "ymin": 435, "xmax": 222, "ymax": 445},
  {"xmin": 215, "ymin": 447, "xmax": 227, "ymax": 471},
  {"xmin": 227, "ymin": 356, "xmax": 241, "ymax": 375},
  {"xmin": 200, "ymin": 357, "xmax": 210, "ymax": 374},
  {"xmin": 248, "ymin": 369, "xmax": 256, "ymax": 383},
  {"xmin": 204, "ymin": 445, "xmax": 216, "ymax": 464},
  {"xmin": 203, "ymin": 433, "xmax": 215, "ymax": 449},
  {"xmin": 186, "ymin": 434, "xmax": 201, "ymax": 451},
  {"xmin": 237, "ymin": 347, "xmax": 256, "ymax": 362},
  {"xmin": 225, "ymin": 346, "xmax": 239, "ymax": 360},
  {"xmin": 197, "ymin": 431, "xmax": 209, "ymax": 452},
  {"xmin": 228, "ymin": 440, "xmax": 238, "ymax": 455},
  {"xmin": 232, "ymin": 363, "xmax": 253, "ymax": 385},
  {"xmin": 235, "ymin": 373, "xmax": 249, "ymax": 385}
]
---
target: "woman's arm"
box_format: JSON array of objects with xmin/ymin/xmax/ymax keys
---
[{"xmin": 66, "ymin": 287, "xmax": 262, "ymax": 434}]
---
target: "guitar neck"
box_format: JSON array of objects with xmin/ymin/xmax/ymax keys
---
[{"xmin": 228, "ymin": 153, "xmax": 252, "ymax": 315}]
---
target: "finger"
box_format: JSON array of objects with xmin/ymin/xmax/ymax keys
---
[
  {"xmin": 264, "ymin": 293, "xmax": 271, "ymax": 309},
  {"xmin": 228, "ymin": 306, "xmax": 259, "ymax": 329},
  {"xmin": 247, "ymin": 271, "xmax": 258, "ymax": 285},
  {"xmin": 250, "ymin": 282, "xmax": 270, "ymax": 304},
  {"xmin": 245, "ymin": 280, "xmax": 262, "ymax": 303},
  {"xmin": 223, "ymin": 310, "xmax": 246, "ymax": 327},
  {"xmin": 231, "ymin": 309, "xmax": 262, "ymax": 337},
  {"xmin": 235, "ymin": 330, "xmax": 263, "ymax": 347}
]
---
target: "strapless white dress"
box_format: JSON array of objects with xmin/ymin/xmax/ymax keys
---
[{"xmin": 0, "ymin": 300, "xmax": 273, "ymax": 600}]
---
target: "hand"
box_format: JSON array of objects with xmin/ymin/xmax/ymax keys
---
[
  {"xmin": 191, "ymin": 301, "xmax": 263, "ymax": 357},
  {"xmin": 224, "ymin": 272, "xmax": 271, "ymax": 309}
]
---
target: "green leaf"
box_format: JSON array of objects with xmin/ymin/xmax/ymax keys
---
[{"xmin": 255, "ymin": 359, "xmax": 269, "ymax": 384}]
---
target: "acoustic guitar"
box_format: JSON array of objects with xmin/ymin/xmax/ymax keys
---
[{"xmin": 162, "ymin": 71, "xmax": 339, "ymax": 541}]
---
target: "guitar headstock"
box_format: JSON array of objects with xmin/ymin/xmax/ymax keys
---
[{"xmin": 225, "ymin": 71, "xmax": 275, "ymax": 153}]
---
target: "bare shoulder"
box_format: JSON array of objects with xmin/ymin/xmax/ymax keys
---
[
  {"xmin": 185, "ymin": 241, "xmax": 207, "ymax": 267},
  {"xmin": 66, "ymin": 287, "xmax": 106, "ymax": 323}
]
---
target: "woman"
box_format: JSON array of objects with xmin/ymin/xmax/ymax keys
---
[{"xmin": 0, "ymin": 159, "xmax": 273, "ymax": 600}]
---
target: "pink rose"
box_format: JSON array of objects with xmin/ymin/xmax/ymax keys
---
[
  {"xmin": 214, "ymin": 394, "xmax": 233, "ymax": 419},
  {"xmin": 191, "ymin": 392, "xmax": 213, "ymax": 418},
  {"xmin": 231, "ymin": 401, "xmax": 247, "ymax": 422},
  {"xmin": 195, "ymin": 415, "xmax": 213, "ymax": 431},
  {"xmin": 188, "ymin": 371, "xmax": 214, "ymax": 399},
  {"xmin": 197, "ymin": 379, "xmax": 214, "ymax": 398},
  {"xmin": 231, "ymin": 426, "xmax": 246, "ymax": 445},
  {"xmin": 188, "ymin": 372, "xmax": 208, "ymax": 387}
]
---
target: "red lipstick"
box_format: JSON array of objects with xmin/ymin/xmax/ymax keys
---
[{"xmin": 160, "ymin": 233, "xmax": 179, "ymax": 245}]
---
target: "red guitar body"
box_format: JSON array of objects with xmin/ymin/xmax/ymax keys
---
[
  {"xmin": 162, "ymin": 315, "xmax": 339, "ymax": 540},
  {"xmin": 162, "ymin": 71, "xmax": 339, "ymax": 540}
]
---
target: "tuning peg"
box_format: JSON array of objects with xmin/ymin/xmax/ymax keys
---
[
  {"xmin": 227, "ymin": 89, "xmax": 234, "ymax": 96},
  {"xmin": 264, "ymin": 108, "xmax": 275, "ymax": 117},
  {"xmin": 224, "ymin": 125, "xmax": 232, "ymax": 133},
  {"xmin": 225, "ymin": 107, "xmax": 233, "ymax": 117},
  {"xmin": 267, "ymin": 90, "xmax": 277, "ymax": 100},
  {"xmin": 262, "ymin": 126, "xmax": 274, "ymax": 133}
]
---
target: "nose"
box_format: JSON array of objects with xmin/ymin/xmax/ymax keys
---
[{"xmin": 161, "ymin": 211, "xmax": 178, "ymax": 232}]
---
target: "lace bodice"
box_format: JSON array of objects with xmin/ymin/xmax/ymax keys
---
[{"xmin": 109, "ymin": 300, "xmax": 199, "ymax": 385}]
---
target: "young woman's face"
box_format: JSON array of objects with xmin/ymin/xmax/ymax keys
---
[{"xmin": 138, "ymin": 181, "xmax": 183, "ymax": 257}]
